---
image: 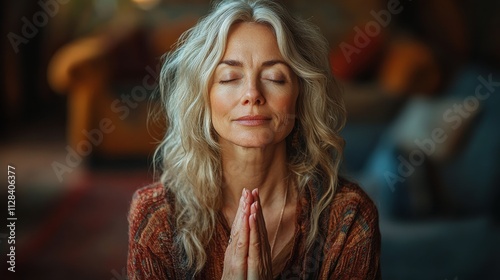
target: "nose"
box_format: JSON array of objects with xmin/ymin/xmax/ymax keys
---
[{"xmin": 241, "ymin": 78, "xmax": 265, "ymax": 106}]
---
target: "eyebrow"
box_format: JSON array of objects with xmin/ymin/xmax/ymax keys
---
[{"xmin": 218, "ymin": 59, "xmax": 288, "ymax": 67}]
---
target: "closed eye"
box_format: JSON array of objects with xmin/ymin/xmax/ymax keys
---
[
  {"xmin": 219, "ymin": 79, "xmax": 238, "ymax": 84},
  {"xmin": 267, "ymin": 79, "xmax": 285, "ymax": 84}
]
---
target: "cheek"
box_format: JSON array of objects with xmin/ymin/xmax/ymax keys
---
[
  {"xmin": 275, "ymin": 93, "xmax": 298, "ymax": 117},
  {"xmin": 279, "ymin": 81, "xmax": 299, "ymax": 114},
  {"xmin": 209, "ymin": 90, "xmax": 232, "ymax": 128},
  {"xmin": 272, "ymin": 94, "xmax": 298, "ymax": 134}
]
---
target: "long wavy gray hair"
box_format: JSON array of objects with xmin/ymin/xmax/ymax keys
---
[{"xmin": 154, "ymin": 0, "xmax": 346, "ymax": 273}]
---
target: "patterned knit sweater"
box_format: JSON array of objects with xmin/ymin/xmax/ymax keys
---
[{"xmin": 127, "ymin": 178, "xmax": 381, "ymax": 279}]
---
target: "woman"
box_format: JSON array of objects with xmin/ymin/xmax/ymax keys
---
[{"xmin": 128, "ymin": 0, "xmax": 381, "ymax": 279}]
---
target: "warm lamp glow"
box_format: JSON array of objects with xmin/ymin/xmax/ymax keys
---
[{"xmin": 131, "ymin": 0, "xmax": 160, "ymax": 10}]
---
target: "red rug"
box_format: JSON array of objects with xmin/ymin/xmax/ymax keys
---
[{"xmin": 2, "ymin": 169, "xmax": 154, "ymax": 280}]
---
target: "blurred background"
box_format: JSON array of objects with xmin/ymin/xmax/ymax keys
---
[{"xmin": 1, "ymin": 0, "xmax": 499, "ymax": 279}]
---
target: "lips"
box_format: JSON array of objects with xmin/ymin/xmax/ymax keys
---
[{"xmin": 234, "ymin": 115, "xmax": 271, "ymax": 126}]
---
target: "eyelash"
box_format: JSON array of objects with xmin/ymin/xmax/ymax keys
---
[
  {"xmin": 219, "ymin": 79, "xmax": 285, "ymax": 84},
  {"xmin": 219, "ymin": 79, "xmax": 236, "ymax": 84}
]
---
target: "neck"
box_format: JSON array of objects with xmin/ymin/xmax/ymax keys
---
[{"xmin": 220, "ymin": 140, "xmax": 289, "ymax": 209}]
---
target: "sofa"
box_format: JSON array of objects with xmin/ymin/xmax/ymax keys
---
[{"xmin": 341, "ymin": 65, "xmax": 500, "ymax": 279}]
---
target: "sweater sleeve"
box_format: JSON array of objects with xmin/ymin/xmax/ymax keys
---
[
  {"xmin": 127, "ymin": 184, "xmax": 175, "ymax": 280},
  {"xmin": 326, "ymin": 184, "xmax": 382, "ymax": 280},
  {"xmin": 128, "ymin": 240, "xmax": 169, "ymax": 279},
  {"xmin": 320, "ymin": 184, "xmax": 381, "ymax": 280}
]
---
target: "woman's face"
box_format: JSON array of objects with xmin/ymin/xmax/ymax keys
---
[{"xmin": 209, "ymin": 22, "xmax": 299, "ymax": 149}]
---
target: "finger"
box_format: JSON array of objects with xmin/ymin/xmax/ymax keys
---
[
  {"xmin": 230, "ymin": 189, "xmax": 245, "ymax": 237},
  {"xmin": 248, "ymin": 201, "xmax": 273, "ymax": 280},
  {"xmin": 222, "ymin": 189, "xmax": 250, "ymax": 279},
  {"xmin": 231, "ymin": 188, "xmax": 254, "ymax": 238},
  {"xmin": 251, "ymin": 189, "xmax": 271, "ymax": 251},
  {"xmin": 235, "ymin": 188, "xmax": 255, "ymax": 234},
  {"xmin": 247, "ymin": 207, "xmax": 260, "ymax": 279},
  {"xmin": 232, "ymin": 189, "xmax": 251, "ymax": 256},
  {"xmin": 250, "ymin": 190, "xmax": 274, "ymax": 279}
]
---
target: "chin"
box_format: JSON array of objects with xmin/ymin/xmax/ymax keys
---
[
  {"xmin": 233, "ymin": 139, "xmax": 273, "ymax": 148},
  {"xmin": 218, "ymin": 129, "xmax": 288, "ymax": 148},
  {"xmin": 233, "ymin": 134, "xmax": 287, "ymax": 149}
]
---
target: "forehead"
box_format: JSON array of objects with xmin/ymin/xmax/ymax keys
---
[{"xmin": 223, "ymin": 22, "xmax": 282, "ymax": 59}]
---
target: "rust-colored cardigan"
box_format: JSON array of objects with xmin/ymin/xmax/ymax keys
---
[{"xmin": 127, "ymin": 178, "xmax": 381, "ymax": 279}]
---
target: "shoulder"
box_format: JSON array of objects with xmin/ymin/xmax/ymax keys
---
[
  {"xmin": 327, "ymin": 177, "xmax": 380, "ymax": 244},
  {"xmin": 296, "ymin": 178, "xmax": 381, "ymax": 279},
  {"xmin": 128, "ymin": 182, "xmax": 176, "ymax": 252},
  {"xmin": 333, "ymin": 177, "xmax": 378, "ymax": 217}
]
